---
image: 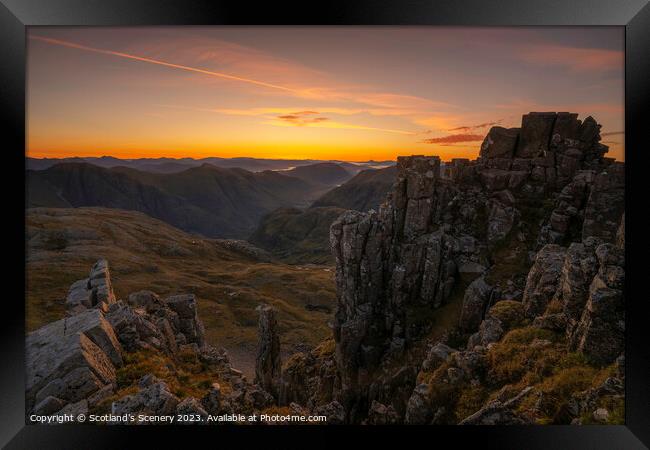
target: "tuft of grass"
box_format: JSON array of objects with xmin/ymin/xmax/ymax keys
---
[
  {"xmin": 488, "ymin": 300, "xmax": 527, "ymax": 329},
  {"xmin": 486, "ymin": 327, "xmax": 562, "ymax": 387},
  {"xmin": 455, "ymin": 385, "xmax": 489, "ymax": 421},
  {"xmin": 114, "ymin": 348, "xmax": 231, "ymax": 402}
]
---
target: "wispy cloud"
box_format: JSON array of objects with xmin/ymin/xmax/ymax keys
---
[
  {"xmin": 601, "ymin": 131, "xmax": 624, "ymax": 137},
  {"xmin": 263, "ymin": 118, "xmax": 416, "ymax": 135},
  {"xmin": 29, "ymin": 35, "xmax": 302, "ymax": 94},
  {"xmin": 30, "ymin": 33, "xmax": 455, "ymax": 133},
  {"xmin": 421, "ymin": 134, "xmax": 484, "ymax": 144},
  {"xmin": 448, "ymin": 120, "xmax": 502, "ymax": 132},
  {"xmin": 519, "ymin": 44, "xmax": 623, "ymax": 73},
  {"xmin": 276, "ymin": 111, "xmax": 329, "ymax": 126},
  {"xmin": 159, "ymin": 104, "xmax": 415, "ymax": 135}
]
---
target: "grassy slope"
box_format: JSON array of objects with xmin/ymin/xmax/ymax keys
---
[
  {"xmin": 26, "ymin": 207, "xmax": 335, "ymax": 375},
  {"xmin": 249, "ymin": 206, "xmax": 347, "ymax": 264}
]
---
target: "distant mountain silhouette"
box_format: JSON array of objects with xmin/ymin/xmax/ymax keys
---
[
  {"xmin": 27, "ymin": 163, "xmax": 324, "ymax": 239},
  {"xmin": 26, "ymin": 156, "xmax": 393, "ymax": 174},
  {"xmin": 283, "ymin": 162, "xmax": 353, "ymax": 186},
  {"xmin": 311, "ymin": 165, "xmax": 397, "ymax": 212}
]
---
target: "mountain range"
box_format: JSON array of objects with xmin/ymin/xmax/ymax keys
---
[
  {"xmin": 27, "ymin": 162, "xmax": 323, "ymax": 239},
  {"xmin": 27, "ymin": 160, "xmax": 397, "ymax": 244},
  {"xmin": 27, "ymin": 156, "xmax": 393, "ymax": 174}
]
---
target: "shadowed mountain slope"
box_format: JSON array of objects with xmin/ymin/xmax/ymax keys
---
[
  {"xmin": 27, "ymin": 163, "xmax": 323, "ymax": 239},
  {"xmin": 283, "ymin": 162, "xmax": 352, "ymax": 186},
  {"xmin": 249, "ymin": 206, "xmax": 348, "ymax": 264},
  {"xmin": 311, "ymin": 165, "xmax": 397, "ymax": 212}
]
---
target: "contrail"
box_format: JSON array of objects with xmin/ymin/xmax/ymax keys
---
[{"xmin": 29, "ymin": 35, "xmax": 301, "ymax": 94}]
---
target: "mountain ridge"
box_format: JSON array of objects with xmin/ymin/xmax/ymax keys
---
[{"xmin": 27, "ymin": 162, "xmax": 325, "ymax": 239}]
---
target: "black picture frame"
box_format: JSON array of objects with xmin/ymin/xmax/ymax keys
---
[{"xmin": 1, "ymin": 1, "xmax": 648, "ymax": 448}]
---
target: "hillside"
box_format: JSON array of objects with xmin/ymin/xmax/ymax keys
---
[
  {"xmin": 249, "ymin": 206, "xmax": 348, "ymax": 264},
  {"xmin": 312, "ymin": 165, "xmax": 397, "ymax": 212},
  {"xmin": 27, "ymin": 163, "xmax": 323, "ymax": 239},
  {"xmin": 283, "ymin": 162, "xmax": 352, "ymax": 186},
  {"xmin": 26, "ymin": 207, "xmax": 336, "ymax": 375}
]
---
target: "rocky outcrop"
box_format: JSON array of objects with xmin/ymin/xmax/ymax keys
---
[
  {"xmin": 568, "ymin": 243, "xmax": 625, "ymax": 365},
  {"xmin": 26, "ymin": 260, "xmax": 224, "ymax": 419},
  {"xmin": 65, "ymin": 259, "xmax": 116, "ymax": 315},
  {"xmin": 255, "ymin": 305, "xmax": 282, "ymax": 399},
  {"xmin": 165, "ymin": 294, "xmax": 206, "ymax": 348},
  {"xmin": 322, "ymin": 112, "xmax": 624, "ymax": 424},
  {"xmin": 26, "ymin": 330, "xmax": 117, "ymax": 413},
  {"xmin": 280, "ymin": 340, "xmax": 338, "ymax": 410},
  {"xmin": 530, "ymin": 213, "xmax": 625, "ymax": 366}
]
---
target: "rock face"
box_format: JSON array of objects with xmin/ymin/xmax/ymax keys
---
[
  {"xmin": 568, "ymin": 243, "xmax": 625, "ymax": 365},
  {"xmin": 255, "ymin": 305, "xmax": 282, "ymax": 399},
  {"xmin": 522, "ymin": 245, "xmax": 567, "ymax": 318},
  {"xmin": 26, "ymin": 330, "xmax": 117, "ymax": 412},
  {"xmin": 26, "ymin": 260, "xmax": 212, "ymax": 416},
  {"xmin": 325, "ymin": 112, "xmax": 624, "ymax": 423}
]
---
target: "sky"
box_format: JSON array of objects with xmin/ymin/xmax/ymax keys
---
[{"xmin": 27, "ymin": 27, "xmax": 625, "ymax": 162}]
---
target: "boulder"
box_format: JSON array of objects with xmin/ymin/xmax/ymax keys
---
[
  {"xmin": 487, "ymin": 200, "xmax": 518, "ymax": 244},
  {"xmin": 201, "ymin": 383, "xmax": 223, "ymax": 414},
  {"xmin": 26, "ymin": 320, "xmax": 117, "ymax": 410},
  {"xmin": 467, "ymin": 316, "xmax": 504, "ymax": 348},
  {"xmin": 32, "ymin": 396, "xmax": 66, "ymax": 416},
  {"xmin": 314, "ymin": 400, "xmax": 346, "ymax": 425},
  {"xmin": 54, "ymin": 399, "xmax": 89, "ymax": 417},
  {"xmin": 480, "ymin": 126, "xmax": 519, "ymax": 159},
  {"xmin": 551, "ymin": 112, "xmax": 581, "ymax": 143},
  {"xmin": 112, "ymin": 376, "xmax": 180, "ymax": 418},
  {"xmin": 367, "ymin": 400, "xmax": 399, "ymax": 425},
  {"xmin": 404, "ymin": 383, "xmax": 432, "ymax": 424},
  {"xmin": 176, "ymin": 397, "xmax": 208, "ymax": 423},
  {"xmin": 165, "ymin": 294, "xmax": 205, "ymax": 347},
  {"xmin": 105, "ymin": 302, "xmax": 170, "ymax": 353},
  {"xmin": 516, "ymin": 112, "xmax": 557, "ymax": 158},
  {"xmin": 421, "ymin": 342, "xmax": 455, "ymax": 371},
  {"xmin": 459, "ymin": 277, "xmax": 493, "ymax": 332}
]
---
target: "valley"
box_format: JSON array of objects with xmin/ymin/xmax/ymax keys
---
[{"xmin": 26, "ymin": 207, "xmax": 337, "ymax": 376}]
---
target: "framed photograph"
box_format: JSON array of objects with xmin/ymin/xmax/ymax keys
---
[{"xmin": 1, "ymin": 0, "xmax": 648, "ymax": 448}]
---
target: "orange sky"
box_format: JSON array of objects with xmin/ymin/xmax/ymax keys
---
[{"xmin": 27, "ymin": 27, "xmax": 625, "ymax": 162}]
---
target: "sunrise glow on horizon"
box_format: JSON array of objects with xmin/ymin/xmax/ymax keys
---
[{"xmin": 27, "ymin": 27, "xmax": 625, "ymax": 162}]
